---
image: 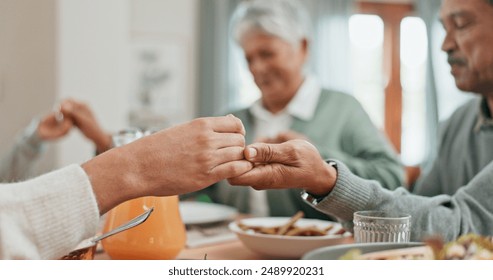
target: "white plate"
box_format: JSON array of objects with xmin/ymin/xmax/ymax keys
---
[
  {"xmin": 302, "ymin": 242, "xmax": 425, "ymax": 260},
  {"xmin": 179, "ymin": 201, "xmax": 237, "ymax": 225},
  {"xmin": 229, "ymin": 217, "xmax": 352, "ymax": 259}
]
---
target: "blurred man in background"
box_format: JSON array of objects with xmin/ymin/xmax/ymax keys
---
[{"xmin": 412, "ymin": 0, "xmax": 493, "ymax": 196}]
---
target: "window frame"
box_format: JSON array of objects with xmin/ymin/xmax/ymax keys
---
[
  {"xmin": 357, "ymin": 2, "xmax": 414, "ymax": 153},
  {"xmin": 357, "ymin": 2, "xmax": 421, "ymax": 186}
]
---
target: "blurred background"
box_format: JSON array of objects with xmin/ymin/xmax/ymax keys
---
[{"xmin": 0, "ymin": 0, "xmax": 471, "ymax": 179}]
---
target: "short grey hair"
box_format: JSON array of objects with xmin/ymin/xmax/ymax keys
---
[{"xmin": 231, "ymin": 0, "xmax": 312, "ymax": 48}]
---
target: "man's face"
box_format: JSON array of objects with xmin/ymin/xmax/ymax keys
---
[
  {"xmin": 240, "ymin": 31, "xmax": 307, "ymax": 108},
  {"xmin": 440, "ymin": 0, "xmax": 493, "ymax": 94}
]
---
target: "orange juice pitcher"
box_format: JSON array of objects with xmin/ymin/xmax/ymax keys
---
[
  {"xmin": 101, "ymin": 196, "xmax": 186, "ymax": 259},
  {"xmin": 101, "ymin": 129, "xmax": 186, "ymax": 259}
]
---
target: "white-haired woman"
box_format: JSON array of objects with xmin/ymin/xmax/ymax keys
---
[{"xmin": 198, "ymin": 0, "xmax": 404, "ymax": 219}]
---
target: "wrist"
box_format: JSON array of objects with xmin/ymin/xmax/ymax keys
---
[
  {"xmin": 25, "ymin": 119, "xmax": 45, "ymax": 150},
  {"xmin": 82, "ymin": 147, "xmax": 139, "ymax": 214},
  {"xmin": 304, "ymin": 161, "xmax": 337, "ymax": 196},
  {"xmin": 300, "ymin": 161, "xmax": 337, "ymax": 206},
  {"xmin": 95, "ymin": 133, "xmax": 113, "ymax": 154}
]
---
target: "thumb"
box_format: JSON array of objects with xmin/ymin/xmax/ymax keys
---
[{"xmin": 244, "ymin": 142, "xmax": 294, "ymax": 164}]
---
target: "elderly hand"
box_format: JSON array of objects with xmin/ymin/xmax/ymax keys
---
[
  {"xmin": 256, "ymin": 130, "xmax": 310, "ymax": 144},
  {"xmin": 61, "ymin": 99, "xmax": 112, "ymax": 153},
  {"xmin": 36, "ymin": 110, "xmax": 73, "ymax": 141},
  {"xmin": 83, "ymin": 115, "xmax": 254, "ymax": 214},
  {"xmin": 228, "ymin": 139, "xmax": 337, "ymax": 196}
]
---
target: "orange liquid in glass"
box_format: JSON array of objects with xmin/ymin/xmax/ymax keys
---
[{"xmin": 101, "ymin": 196, "xmax": 186, "ymax": 260}]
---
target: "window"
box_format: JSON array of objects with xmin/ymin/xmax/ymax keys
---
[
  {"xmin": 349, "ymin": 14, "xmax": 385, "ymax": 130},
  {"xmin": 400, "ymin": 17, "xmax": 428, "ymax": 166},
  {"xmin": 354, "ymin": 3, "xmax": 427, "ymax": 185}
]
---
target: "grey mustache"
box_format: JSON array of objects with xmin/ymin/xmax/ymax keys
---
[{"xmin": 448, "ymin": 56, "xmax": 466, "ymax": 65}]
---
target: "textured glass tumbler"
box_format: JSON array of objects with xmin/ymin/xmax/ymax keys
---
[{"xmin": 353, "ymin": 211, "xmax": 411, "ymax": 243}]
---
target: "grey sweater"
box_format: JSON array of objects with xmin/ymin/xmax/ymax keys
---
[
  {"xmin": 0, "ymin": 120, "xmax": 45, "ymax": 182},
  {"xmin": 315, "ymin": 159, "xmax": 493, "ymax": 242},
  {"xmin": 413, "ymin": 97, "xmax": 493, "ymax": 196}
]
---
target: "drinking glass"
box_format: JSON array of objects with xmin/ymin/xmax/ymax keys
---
[
  {"xmin": 353, "ymin": 211, "xmax": 411, "ymax": 243},
  {"xmin": 101, "ymin": 129, "xmax": 186, "ymax": 259}
]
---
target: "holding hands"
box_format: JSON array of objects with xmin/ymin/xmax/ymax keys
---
[
  {"xmin": 37, "ymin": 99, "xmax": 112, "ymax": 153},
  {"xmin": 229, "ymin": 139, "xmax": 337, "ymax": 196},
  {"xmin": 83, "ymin": 115, "xmax": 254, "ymax": 214}
]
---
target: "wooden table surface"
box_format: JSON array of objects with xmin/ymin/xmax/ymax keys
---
[{"xmin": 94, "ymin": 239, "xmax": 271, "ymax": 260}]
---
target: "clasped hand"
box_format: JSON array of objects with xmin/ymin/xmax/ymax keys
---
[{"xmin": 229, "ymin": 139, "xmax": 337, "ymax": 196}]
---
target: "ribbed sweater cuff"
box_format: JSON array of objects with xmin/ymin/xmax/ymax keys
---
[{"xmin": 314, "ymin": 160, "xmax": 372, "ymax": 223}]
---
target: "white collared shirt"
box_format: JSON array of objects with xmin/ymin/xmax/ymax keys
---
[{"xmin": 247, "ymin": 75, "xmax": 322, "ymax": 216}]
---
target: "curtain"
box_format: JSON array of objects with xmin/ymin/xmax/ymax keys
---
[
  {"xmin": 197, "ymin": 0, "xmax": 243, "ymax": 117},
  {"xmin": 197, "ymin": 0, "xmax": 356, "ymax": 117},
  {"xmin": 305, "ymin": 0, "xmax": 355, "ymax": 94},
  {"xmin": 415, "ymin": 0, "xmax": 441, "ymax": 169}
]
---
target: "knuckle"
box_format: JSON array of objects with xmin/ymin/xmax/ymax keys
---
[
  {"xmin": 196, "ymin": 150, "xmax": 214, "ymax": 165},
  {"xmin": 192, "ymin": 118, "xmax": 210, "ymax": 131},
  {"xmin": 265, "ymin": 144, "xmax": 275, "ymax": 162},
  {"xmin": 228, "ymin": 115, "xmax": 242, "ymax": 128},
  {"xmin": 236, "ymin": 134, "xmax": 246, "ymax": 147},
  {"xmin": 228, "ymin": 164, "xmax": 240, "ymax": 176}
]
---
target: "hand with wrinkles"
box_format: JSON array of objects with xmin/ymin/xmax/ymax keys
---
[{"xmin": 228, "ymin": 139, "xmax": 337, "ymax": 196}]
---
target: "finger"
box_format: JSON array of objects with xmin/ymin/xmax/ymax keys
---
[
  {"xmin": 211, "ymin": 160, "xmax": 254, "ymax": 181},
  {"xmin": 213, "ymin": 146, "xmax": 246, "ymax": 165},
  {"xmin": 212, "ymin": 132, "xmax": 245, "ymax": 149},
  {"xmin": 60, "ymin": 101, "xmax": 76, "ymax": 119},
  {"xmin": 59, "ymin": 118, "xmax": 74, "ymax": 133},
  {"xmin": 210, "ymin": 115, "xmax": 245, "ymax": 135},
  {"xmin": 244, "ymin": 142, "xmax": 297, "ymax": 164},
  {"xmin": 227, "ymin": 164, "xmax": 281, "ymax": 187}
]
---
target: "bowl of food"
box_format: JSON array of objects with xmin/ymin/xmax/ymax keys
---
[{"xmin": 229, "ymin": 212, "xmax": 352, "ymax": 259}]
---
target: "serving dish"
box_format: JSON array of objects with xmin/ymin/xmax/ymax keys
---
[
  {"xmin": 229, "ymin": 217, "xmax": 352, "ymax": 259},
  {"xmin": 302, "ymin": 242, "xmax": 425, "ymax": 260}
]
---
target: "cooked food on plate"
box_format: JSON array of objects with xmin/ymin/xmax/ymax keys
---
[
  {"xmin": 237, "ymin": 211, "xmax": 347, "ymax": 237},
  {"xmin": 340, "ymin": 234, "xmax": 493, "ymax": 260}
]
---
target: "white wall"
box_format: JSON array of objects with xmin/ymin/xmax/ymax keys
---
[
  {"xmin": 1, "ymin": 0, "xmax": 199, "ymax": 174},
  {"xmin": 57, "ymin": 0, "xmax": 130, "ymax": 167},
  {"xmin": 129, "ymin": 0, "xmax": 198, "ymax": 125},
  {"xmin": 0, "ymin": 0, "xmax": 58, "ymax": 174},
  {"xmin": 57, "ymin": 0, "xmax": 198, "ymax": 167}
]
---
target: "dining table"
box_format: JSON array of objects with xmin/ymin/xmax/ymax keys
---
[
  {"xmin": 94, "ymin": 238, "xmax": 270, "ymax": 260},
  {"xmin": 94, "ymin": 212, "xmax": 274, "ymax": 260},
  {"xmin": 93, "ymin": 205, "xmax": 353, "ymax": 260}
]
